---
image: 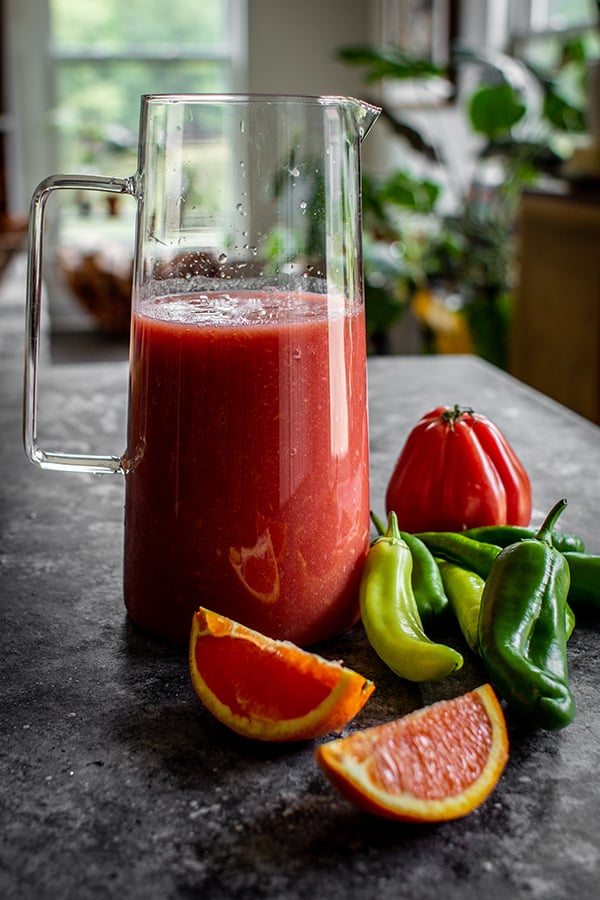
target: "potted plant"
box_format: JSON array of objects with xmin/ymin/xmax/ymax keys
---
[{"xmin": 339, "ymin": 35, "xmax": 591, "ymax": 366}]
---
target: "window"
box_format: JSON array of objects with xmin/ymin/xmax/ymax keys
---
[
  {"xmin": 511, "ymin": 0, "xmax": 597, "ymax": 37},
  {"xmin": 42, "ymin": 0, "xmax": 246, "ymax": 267},
  {"xmin": 508, "ymin": 0, "xmax": 598, "ymax": 120},
  {"xmin": 49, "ymin": 0, "xmax": 246, "ymax": 178},
  {"xmin": 510, "ymin": 0, "xmax": 599, "ymax": 61},
  {"xmin": 4, "ymin": 0, "xmax": 246, "ymax": 213},
  {"xmin": 3, "ymin": 0, "xmax": 246, "ymax": 329}
]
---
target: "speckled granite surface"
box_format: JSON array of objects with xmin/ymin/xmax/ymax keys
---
[{"xmin": 2, "ymin": 259, "xmax": 600, "ymax": 899}]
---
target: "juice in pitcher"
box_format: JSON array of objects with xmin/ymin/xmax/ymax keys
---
[
  {"xmin": 23, "ymin": 96, "xmax": 380, "ymax": 646},
  {"xmin": 123, "ymin": 291, "xmax": 370, "ymax": 645}
]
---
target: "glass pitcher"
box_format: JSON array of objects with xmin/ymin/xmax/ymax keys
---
[{"xmin": 24, "ymin": 94, "xmax": 380, "ymax": 646}]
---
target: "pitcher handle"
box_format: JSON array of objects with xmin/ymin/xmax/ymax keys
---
[{"xmin": 23, "ymin": 173, "xmax": 135, "ymax": 474}]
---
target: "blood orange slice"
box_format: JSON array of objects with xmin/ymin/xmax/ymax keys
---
[
  {"xmin": 189, "ymin": 607, "xmax": 375, "ymax": 742},
  {"xmin": 315, "ymin": 684, "xmax": 508, "ymax": 821}
]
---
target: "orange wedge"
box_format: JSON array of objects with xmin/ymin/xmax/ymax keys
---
[
  {"xmin": 189, "ymin": 607, "xmax": 374, "ymax": 742},
  {"xmin": 315, "ymin": 684, "xmax": 508, "ymax": 821}
]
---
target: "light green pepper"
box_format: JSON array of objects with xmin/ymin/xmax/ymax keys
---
[
  {"xmin": 359, "ymin": 512, "xmax": 463, "ymax": 682},
  {"xmin": 436, "ymin": 559, "xmax": 484, "ymax": 654}
]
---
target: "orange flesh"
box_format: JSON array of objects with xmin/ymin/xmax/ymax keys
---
[
  {"xmin": 193, "ymin": 634, "xmax": 338, "ymax": 722},
  {"xmin": 353, "ymin": 692, "xmax": 493, "ymax": 799}
]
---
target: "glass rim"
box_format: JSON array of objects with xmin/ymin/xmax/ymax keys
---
[{"xmin": 140, "ymin": 92, "xmax": 380, "ymax": 113}]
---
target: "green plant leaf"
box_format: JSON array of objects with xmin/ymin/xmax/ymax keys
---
[
  {"xmin": 337, "ymin": 45, "xmax": 444, "ymax": 82},
  {"xmin": 468, "ymin": 83, "xmax": 526, "ymax": 138},
  {"xmin": 542, "ymin": 88, "xmax": 586, "ymax": 132},
  {"xmin": 381, "ymin": 174, "xmax": 440, "ymax": 212}
]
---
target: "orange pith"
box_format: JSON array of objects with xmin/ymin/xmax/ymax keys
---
[
  {"xmin": 189, "ymin": 607, "xmax": 375, "ymax": 742},
  {"xmin": 315, "ymin": 684, "xmax": 508, "ymax": 821}
]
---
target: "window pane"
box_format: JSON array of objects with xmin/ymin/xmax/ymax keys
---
[
  {"xmin": 50, "ymin": 0, "xmax": 229, "ymax": 53},
  {"xmin": 529, "ymin": 0, "xmax": 597, "ymax": 30},
  {"xmin": 55, "ymin": 60, "xmax": 228, "ymax": 174}
]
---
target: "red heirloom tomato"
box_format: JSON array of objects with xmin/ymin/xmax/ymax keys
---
[{"xmin": 385, "ymin": 405, "xmax": 532, "ymax": 533}]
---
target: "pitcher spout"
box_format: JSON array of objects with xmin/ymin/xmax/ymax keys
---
[{"xmin": 349, "ymin": 97, "xmax": 381, "ymax": 140}]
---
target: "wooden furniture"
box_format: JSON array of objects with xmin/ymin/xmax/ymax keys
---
[{"xmin": 510, "ymin": 189, "xmax": 600, "ymax": 424}]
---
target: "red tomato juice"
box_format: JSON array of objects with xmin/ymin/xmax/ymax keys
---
[{"xmin": 123, "ymin": 291, "xmax": 370, "ymax": 645}]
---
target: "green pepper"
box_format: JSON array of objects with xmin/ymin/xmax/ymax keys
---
[
  {"xmin": 416, "ymin": 531, "xmax": 500, "ymax": 580},
  {"xmin": 563, "ymin": 552, "xmax": 600, "ymax": 615},
  {"xmin": 438, "ymin": 558, "xmax": 575, "ymax": 650},
  {"xmin": 463, "ymin": 524, "xmax": 585, "ymax": 554},
  {"xmin": 360, "ymin": 512, "xmax": 463, "ymax": 682},
  {"xmin": 371, "ymin": 512, "xmax": 448, "ymax": 619},
  {"xmin": 436, "ymin": 559, "xmax": 484, "ymax": 654},
  {"xmin": 565, "ymin": 601, "xmax": 576, "ymax": 641},
  {"xmin": 478, "ymin": 498, "xmax": 575, "ymax": 731}
]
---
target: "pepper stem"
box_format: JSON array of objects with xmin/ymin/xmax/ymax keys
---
[
  {"xmin": 386, "ymin": 510, "xmax": 402, "ymax": 541},
  {"xmin": 536, "ymin": 498, "xmax": 568, "ymax": 545},
  {"xmin": 370, "ymin": 510, "xmax": 386, "ymax": 536}
]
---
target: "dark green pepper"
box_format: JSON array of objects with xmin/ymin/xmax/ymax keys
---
[
  {"xmin": 371, "ymin": 512, "xmax": 448, "ymax": 619},
  {"xmin": 360, "ymin": 512, "xmax": 463, "ymax": 682},
  {"xmin": 416, "ymin": 531, "xmax": 500, "ymax": 580},
  {"xmin": 478, "ymin": 498, "xmax": 575, "ymax": 731},
  {"xmin": 564, "ymin": 552, "xmax": 600, "ymax": 615},
  {"xmin": 438, "ymin": 559, "xmax": 575, "ymax": 650},
  {"xmin": 463, "ymin": 524, "xmax": 585, "ymax": 554}
]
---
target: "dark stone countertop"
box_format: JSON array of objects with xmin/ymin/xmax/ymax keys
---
[{"xmin": 2, "ymin": 264, "xmax": 600, "ymax": 900}]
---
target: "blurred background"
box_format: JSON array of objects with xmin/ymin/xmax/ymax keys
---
[{"xmin": 1, "ymin": 0, "xmax": 599, "ymax": 422}]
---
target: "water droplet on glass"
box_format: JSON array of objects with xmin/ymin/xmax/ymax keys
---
[
  {"xmin": 292, "ymin": 348, "xmax": 302, "ymax": 359},
  {"xmin": 288, "ymin": 165, "xmax": 300, "ymax": 177},
  {"xmin": 299, "ymin": 201, "xmax": 308, "ymax": 212},
  {"xmin": 239, "ymin": 120, "xmax": 245, "ymax": 133},
  {"xmin": 218, "ymin": 253, "xmax": 228, "ymax": 263}
]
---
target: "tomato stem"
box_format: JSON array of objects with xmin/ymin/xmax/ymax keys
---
[{"xmin": 440, "ymin": 404, "xmax": 474, "ymax": 430}]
